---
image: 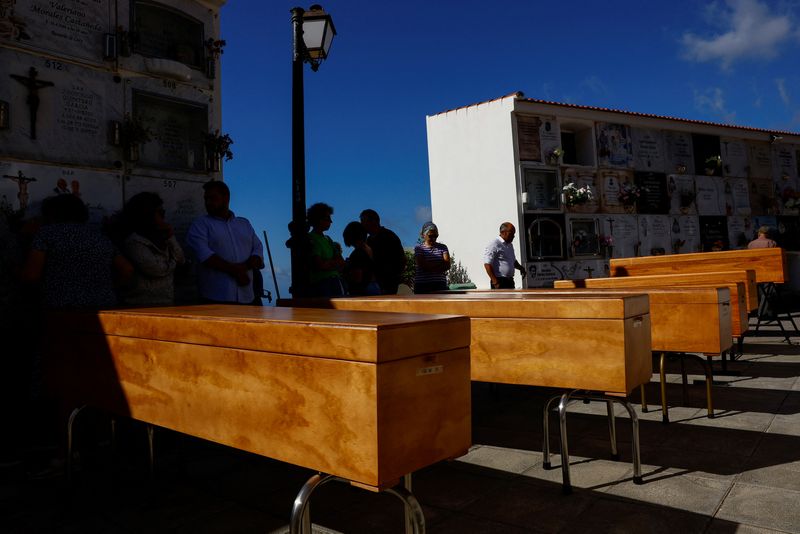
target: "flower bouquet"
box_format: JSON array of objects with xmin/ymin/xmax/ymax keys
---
[
  {"xmin": 618, "ymin": 182, "xmax": 642, "ymax": 206},
  {"xmin": 562, "ymin": 182, "xmax": 593, "ymax": 207},
  {"xmin": 546, "ymin": 147, "xmax": 564, "ymax": 166}
]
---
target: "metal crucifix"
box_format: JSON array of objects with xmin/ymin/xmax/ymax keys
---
[
  {"xmin": 9, "ymin": 67, "xmax": 54, "ymax": 140},
  {"xmin": 2, "ymin": 170, "xmax": 37, "ymax": 211}
]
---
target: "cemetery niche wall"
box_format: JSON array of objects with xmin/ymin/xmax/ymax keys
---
[
  {"xmin": 0, "ymin": 0, "xmax": 224, "ymax": 271},
  {"xmin": 426, "ymin": 93, "xmax": 800, "ymax": 288}
]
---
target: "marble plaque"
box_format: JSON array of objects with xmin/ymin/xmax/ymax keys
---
[
  {"xmin": 596, "ymin": 122, "xmax": 633, "ymax": 168},
  {"xmin": 670, "ymin": 215, "xmax": 702, "ymax": 254},
  {"xmin": 601, "ymin": 215, "xmax": 639, "ymax": 258},
  {"xmin": 516, "ymin": 114, "xmax": 542, "ymax": 162},
  {"xmin": 635, "ymin": 171, "xmax": 669, "ymax": 214},
  {"xmin": 0, "ymin": 0, "xmax": 112, "ymax": 64},
  {"xmin": 699, "ymin": 216, "xmax": 729, "ymax": 251},
  {"xmin": 540, "ymin": 117, "xmax": 561, "ymax": 165},
  {"xmin": 664, "ymin": 130, "xmax": 695, "ymax": 175},
  {"xmin": 566, "ymin": 216, "xmax": 600, "ymax": 258},
  {"xmin": 694, "ymin": 175, "xmax": 725, "ymax": 216},
  {"xmin": 523, "ymin": 168, "xmax": 559, "ymax": 211},
  {"xmin": 773, "ymin": 144, "xmax": 798, "ymax": 181},
  {"xmin": 526, "ymin": 259, "xmax": 606, "ymax": 286},
  {"xmin": 133, "ymin": 91, "xmax": 207, "ymax": 172},
  {"xmin": 599, "ymin": 169, "xmax": 635, "ymax": 214},
  {"xmin": 124, "ymin": 174, "xmax": 205, "ymax": 243},
  {"xmin": 0, "ymin": 160, "xmax": 122, "ymax": 223},
  {"xmin": 748, "ymin": 178, "xmax": 775, "ymax": 216},
  {"xmin": 562, "ymin": 168, "xmax": 599, "ymax": 214},
  {"xmin": 747, "ymin": 142, "xmax": 772, "ymax": 179},
  {"xmin": 668, "ymin": 174, "xmax": 697, "ymax": 215},
  {"xmin": 526, "ymin": 261, "xmax": 565, "ymax": 287},
  {"xmin": 727, "ymin": 216, "xmax": 752, "ymax": 249},
  {"xmin": 638, "ymin": 215, "xmax": 672, "ymax": 256},
  {"xmin": 631, "ymin": 127, "xmax": 665, "ymax": 172},
  {"xmin": 720, "ymin": 138, "xmax": 748, "ymax": 178},
  {"xmin": 728, "ymin": 178, "xmax": 751, "ymax": 216},
  {"xmin": 0, "ymin": 48, "xmax": 122, "ymax": 167}
]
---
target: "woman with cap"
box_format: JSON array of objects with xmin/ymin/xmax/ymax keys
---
[{"xmin": 413, "ymin": 221, "xmax": 450, "ymax": 294}]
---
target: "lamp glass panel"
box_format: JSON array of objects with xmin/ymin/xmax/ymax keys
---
[{"xmin": 302, "ymin": 18, "xmax": 327, "ymax": 53}]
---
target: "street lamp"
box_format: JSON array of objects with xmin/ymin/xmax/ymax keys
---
[{"xmin": 289, "ymin": 5, "xmax": 336, "ymax": 297}]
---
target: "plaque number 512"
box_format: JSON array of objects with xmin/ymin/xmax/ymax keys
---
[{"xmin": 45, "ymin": 60, "xmax": 65, "ymax": 71}]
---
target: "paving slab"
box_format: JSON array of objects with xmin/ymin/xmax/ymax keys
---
[
  {"xmin": 563, "ymin": 496, "xmax": 713, "ymax": 533},
  {"xmin": 716, "ymin": 483, "xmax": 800, "ymax": 533}
]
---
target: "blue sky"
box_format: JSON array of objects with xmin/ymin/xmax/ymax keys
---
[{"xmin": 220, "ymin": 0, "xmax": 800, "ymax": 298}]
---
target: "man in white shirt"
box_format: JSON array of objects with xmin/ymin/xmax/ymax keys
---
[{"xmin": 483, "ymin": 222, "xmax": 526, "ymax": 289}]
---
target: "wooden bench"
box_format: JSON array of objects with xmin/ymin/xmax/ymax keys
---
[
  {"xmin": 284, "ymin": 294, "xmax": 652, "ymax": 493},
  {"xmin": 45, "ymin": 305, "xmax": 472, "ymax": 533},
  {"xmin": 452, "ymin": 288, "xmax": 733, "ymax": 423}
]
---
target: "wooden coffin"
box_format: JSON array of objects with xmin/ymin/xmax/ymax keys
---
[
  {"xmin": 610, "ymin": 248, "xmax": 787, "ymax": 284},
  {"xmin": 45, "ymin": 305, "xmax": 472, "ymax": 490},
  {"xmin": 448, "ymin": 288, "xmax": 733, "ymax": 355},
  {"xmin": 557, "ymin": 269, "xmax": 756, "ymax": 315},
  {"xmin": 284, "ymin": 295, "xmax": 652, "ymax": 396}
]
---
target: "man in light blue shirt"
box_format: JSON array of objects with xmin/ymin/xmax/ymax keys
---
[
  {"xmin": 186, "ymin": 181, "xmax": 264, "ymax": 304},
  {"xmin": 483, "ymin": 222, "xmax": 525, "ymax": 289}
]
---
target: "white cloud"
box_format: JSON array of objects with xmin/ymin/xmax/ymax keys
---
[
  {"xmin": 580, "ymin": 75, "xmax": 608, "ymax": 95},
  {"xmin": 693, "ymin": 87, "xmax": 737, "ymax": 122},
  {"xmin": 776, "ymin": 78, "xmax": 791, "ymax": 106},
  {"xmin": 681, "ymin": 0, "xmax": 793, "ymax": 68},
  {"xmin": 415, "ymin": 205, "xmax": 432, "ymax": 224}
]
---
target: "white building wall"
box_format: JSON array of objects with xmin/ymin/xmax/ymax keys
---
[{"xmin": 426, "ymin": 96, "xmax": 522, "ymax": 289}]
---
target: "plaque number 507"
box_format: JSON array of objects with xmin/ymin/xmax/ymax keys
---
[{"xmin": 163, "ymin": 180, "xmax": 177, "ymax": 189}]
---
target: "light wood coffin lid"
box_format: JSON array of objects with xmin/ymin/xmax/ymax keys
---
[
  {"xmin": 283, "ymin": 294, "xmax": 653, "ymax": 394},
  {"xmin": 610, "ymin": 247, "xmax": 787, "ymax": 284},
  {"xmin": 284, "ymin": 294, "xmax": 650, "ymax": 320},
  {"xmin": 57, "ymin": 305, "xmax": 470, "ymax": 364},
  {"xmin": 555, "ymin": 270, "xmax": 757, "ymax": 312},
  {"xmin": 449, "ymin": 288, "xmax": 732, "ymax": 354}
]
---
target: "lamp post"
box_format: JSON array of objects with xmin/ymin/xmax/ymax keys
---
[{"xmin": 289, "ymin": 4, "xmax": 336, "ymax": 297}]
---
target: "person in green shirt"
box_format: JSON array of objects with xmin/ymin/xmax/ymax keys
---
[{"xmin": 307, "ymin": 202, "xmax": 345, "ymax": 296}]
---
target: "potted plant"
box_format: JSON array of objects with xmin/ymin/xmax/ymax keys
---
[
  {"xmin": 120, "ymin": 113, "xmax": 152, "ymax": 162},
  {"xmin": 205, "ymin": 38, "xmax": 226, "ymax": 79},
  {"xmin": 205, "ymin": 130, "xmax": 234, "ymax": 171},
  {"xmin": 704, "ymin": 155, "xmax": 722, "ymax": 175},
  {"xmin": 546, "ymin": 147, "xmax": 563, "ymax": 166},
  {"xmin": 618, "ymin": 182, "xmax": 642, "ymax": 212},
  {"xmin": 562, "ymin": 182, "xmax": 593, "ymax": 207}
]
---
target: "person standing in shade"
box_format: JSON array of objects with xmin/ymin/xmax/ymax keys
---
[
  {"xmin": 360, "ymin": 209, "xmax": 405, "ymax": 294},
  {"xmin": 342, "ymin": 221, "xmax": 381, "ymax": 296},
  {"xmin": 483, "ymin": 222, "xmax": 526, "ymax": 289},
  {"xmin": 307, "ymin": 202, "xmax": 345, "ymax": 297},
  {"xmin": 747, "ymin": 226, "xmax": 777, "ymax": 249},
  {"xmin": 186, "ymin": 180, "xmax": 264, "ymax": 304},
  {"xmin": 414, "ymin": 222, "xmax": 450, "ymax": 294}
]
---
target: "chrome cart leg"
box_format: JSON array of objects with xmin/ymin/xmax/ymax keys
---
[
  {"xmin": 403, "ymin": 473, "xmax": 414, "ymax": 534},
  {"xmin": 607, "ymin": 401, "xmax": 619, "ymax": 460},
  {"xmin": 659, "ymin": 352, "xmax": 669, "ymax": 424},
  {"xmin": 618, "ymin": 400, "xmax": 643, "ymax": 485},
  {"xmin": 146, "ymin": 424, "xmax": 155, "ymax": 480},
  {"xmin": 66, "ymin": 405, "xmax": 87, "ymax": 482},
  {"xmin": 542, "ymin": 395, "xmax": 561, "ymax": 469},
  {"xmin": 290, "ymin": 473, "xmax": 338, "ymax": 534},
  {"xmin": 640, "ymin": 384, "xmax": 648, "ymax": 413},
  {"xmin": 558, "ymin": 392, "xmax": 573, "ymax": 494},
  {"xmin": 387, "ymin": 481, "xmax": 426, "ymax": 534}
]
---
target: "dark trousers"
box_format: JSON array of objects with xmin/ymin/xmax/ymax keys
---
[{"xmin": 495, "ymin": 276, "xmax": 515, "ymax": 289}]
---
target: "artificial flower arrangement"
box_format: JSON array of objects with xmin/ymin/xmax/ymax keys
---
[
  {"xmin": 546, "ymin": 147, "xmax": 564, "ymax": 165},
  {"xmin": 783, "ymin": 188, "xmax": 800, "ymax": 209},
  {"xmin": 618, "ymin": 182, "xmax": 642, "ymax": 206},
  {"xmin": 562, "ymin": 182, "xmax": 593, "ymax": 206},
  {"xmin": 599, "ymin": 235, "xmax": 613, "ymax": 247},
  {"xmin": 704, "ymin": 155, "xmax": 722, "ymax": 175}
]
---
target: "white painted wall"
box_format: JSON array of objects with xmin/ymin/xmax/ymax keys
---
[{"xmin": 427, "ymin": 96, "xmax": 522, "ymax": 289}]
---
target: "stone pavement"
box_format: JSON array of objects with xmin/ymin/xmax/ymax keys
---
[{"xmin": 1, "ymin": 320, "xmax": 799, "ymax": 533}]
